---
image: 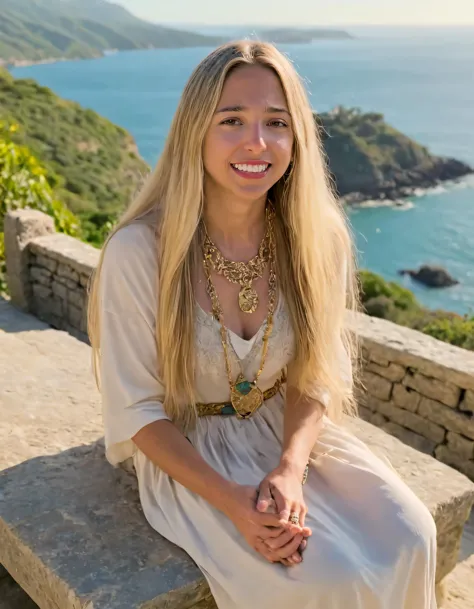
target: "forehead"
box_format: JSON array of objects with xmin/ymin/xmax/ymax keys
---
[{"xmin": 218, "ymin": 64, "xmax": 288, "ymax": 109}]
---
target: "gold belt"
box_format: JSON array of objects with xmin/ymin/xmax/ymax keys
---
[{"xmin": 196, "ymin": 372, "xmax": 286, "ymax": 417}]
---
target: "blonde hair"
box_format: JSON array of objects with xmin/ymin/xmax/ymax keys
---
[{"xmin": 88, "ymin": 40, "xmax": 362, "ymax": 431}]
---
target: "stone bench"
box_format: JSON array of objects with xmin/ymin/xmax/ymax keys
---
[{"xmin": 1, "ymin": 298, "xmax": 473, "ymax": 608}]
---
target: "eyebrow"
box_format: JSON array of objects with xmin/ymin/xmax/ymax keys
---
[{"xmin": 216, "ymin": 105, "xmax": 291, "ymax": 115}]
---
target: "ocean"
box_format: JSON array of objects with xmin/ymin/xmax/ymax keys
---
[{"xmin": 11, "ymin": 26, "xmax": 474, "ymax": 315}]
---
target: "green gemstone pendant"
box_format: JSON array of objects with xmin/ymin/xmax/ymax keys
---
[{"xmin": 230, "ymin": 374, "xmax": 264, "ymax": 419}]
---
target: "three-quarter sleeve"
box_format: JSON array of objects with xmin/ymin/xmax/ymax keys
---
[{"xmin": 98, "ymin": 222, "xmax": 170, "ymax": 466}]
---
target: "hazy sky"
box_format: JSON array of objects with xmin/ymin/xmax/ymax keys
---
[{"xmin": 114, "ymin": 0, "xmax": 474, "ymax": 26}]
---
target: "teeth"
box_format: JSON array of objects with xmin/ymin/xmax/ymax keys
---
[{"xmin": 232, "ymin": 163, "xmax": 269, "ymax": 173}]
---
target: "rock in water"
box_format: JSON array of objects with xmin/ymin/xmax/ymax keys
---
[{"xmin": 398, "ymin": 265, "xmax": 460, "ymax": 288}]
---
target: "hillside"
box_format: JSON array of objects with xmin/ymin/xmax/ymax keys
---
[
  {"xmin": 0, "ymin": 68, "xmax": 148, "ymax": 214},
  {"xmin": 316, "ymin": 107, "xmax": 473, "ymax": 202},
  {"xmin": 0, "ymin": 0, "xmax": 223, "ymax": 64}
]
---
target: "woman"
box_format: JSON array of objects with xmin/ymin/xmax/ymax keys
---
[{"xmin": 88, "ymin": 41, "xmax": 437, "ymax": 608}]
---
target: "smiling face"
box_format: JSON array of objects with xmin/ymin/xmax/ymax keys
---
[{"xmin": 202, "ymin": 64, "xmax": 294, "ymax": 205}]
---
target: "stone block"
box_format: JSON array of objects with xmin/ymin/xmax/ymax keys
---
[
  {"xmin": 36, "ymin": 254, "xmax": 58, "ymax": 274},
  {"xmin": 67, "ymin": 288, "xmax": 86, "ymax": 309},
  {"xmin": 436, "ymin": 525, "xmax": 464, "ymax": 582},
  {"xmin": 435, "ymin": 446, "xmax": 474, "ymax": 480},
  {"xmin": 403, "ymin": 372, "xmax": 461, "ymax": 408},
  {"xmin": 67, "ymin": 303, "xmax": 83, "ymax": 328},
  {"xmin": 366, "ymin": 361, "xmax": 406, "ymax": 382},
  {"xmin": 32, "ymin": 284, "xmax": 52, "ymax": 301},
  {"xmin": 370, "ymin": 412, "xmax": 389, "ymax": 427},
  {"xmin": 3, "ymin": 210, "xmax": 55, "ymax": 311},
  {"xmin": 392, "ymin": 383, "xmax": 421, "ymax": 412},
  {"xmin": 375, "ymin": 400, "xmax": 446, "ymax": 443},
  {"xmin": 80, "ymin": 274, "xmax": 90, "ymax": 288},
  {"xmin": 362, "ymin": 370, "xmax": 393, "ymax": 401},
  {"xmin": 460, "ymin": 390, "xmax": 474, "ymax": 414},
  {"xmin": 357, "ymin": 405, "xmax": 372, "ymax": 421},
  {"xmin": 381, "ymin": 421, "xmax": 437, "ymax": 455},
  {"xmin": 446, "ymin": 432, "xmax": 474, "ymax": 460},
  {"xmin": 367, "ymin": 352, "xmax": 390, "ymax": 366},
  {"xmin": 443, "ymin": 554, "xmax": 474, "ymax": 609},
  {"xmin": 57, "ymin": 263, "xmax": 79, "ymax": 283},
  {"xmin": 29, "ymin": 266, "xmax": 52, "ymax": 287},
  {"xmin": 419, "ymin": 398, "xmax": 474, "ymax": 441},
  {"xmin": 51, "ymin": 280, "xmax": 68, "ymax": 300}
]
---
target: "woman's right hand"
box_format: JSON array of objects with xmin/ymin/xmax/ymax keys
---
[{"xmin": 223, "ymin": 484, "xmax": 307, "ymax": 564}]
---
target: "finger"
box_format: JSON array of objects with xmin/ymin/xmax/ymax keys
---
[
  {"xmin": 299, "ymin": 504, "xmax": 308, "ymax": 528},
  {"xmin": 256, "ymin": 481, "xmax": 273, "ymax": 513},
  {"xmin": 277, "ymin": 533, "xmax": 304, "ymax": 560},
  {"xmin": 255, "ymin": 540, "xmax": 277, "ymax": 564},
  {"xmin": 271, "ymin": 487, "xmax": 291, "ymax": 521},
  {"xmin": 265, "ymin": 529, "xmax": 294, "ymax": 550},
  {"xmin": 253, "ymin": 511, "xmax": 286, "ymax": 528},
  {"xmin": 258, "ymin": 525, "xmax": 285, "ymax": 540}
]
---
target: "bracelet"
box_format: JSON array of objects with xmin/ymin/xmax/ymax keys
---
[{"xmin": 302, "ymin": 463, "xmax": 309, "ymax": 485}]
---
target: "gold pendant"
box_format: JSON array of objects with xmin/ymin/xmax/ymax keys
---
[
  {"xmin": 239, "ymin": 286, "xmax": 259, "ymax": 314},
  {"xmin": 230, "ymin": 374, "xmax": 264, "ymax": 419}
]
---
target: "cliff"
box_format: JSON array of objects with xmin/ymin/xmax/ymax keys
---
[{"xmin": 316, "ymin": 106, "xmax": 473, "ymax": 203}]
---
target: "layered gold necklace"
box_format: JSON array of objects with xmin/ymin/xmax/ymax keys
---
[
  {"xmin": 202, "ymin": 207, "xmax": 277, "ymax": 419},
  {"xmin": 202, "ymin": 207, "xmax": 273, "ymax": 314}
]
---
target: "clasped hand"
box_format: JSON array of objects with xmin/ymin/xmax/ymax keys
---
[{"xmin": 227, "ymin": 465, "xmax": 311, "ymax": 567}]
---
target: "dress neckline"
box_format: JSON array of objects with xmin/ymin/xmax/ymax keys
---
[{"xmin": 195, "ymin": 293, "xmax": 281, "ymax": 344}]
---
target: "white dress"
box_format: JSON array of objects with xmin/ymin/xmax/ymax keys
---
[{"xmin": 99, "ymin": 221, "xmax": 438, "ymax": 609}]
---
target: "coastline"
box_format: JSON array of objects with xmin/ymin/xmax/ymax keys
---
[{"xmin": 342, "ymin": 173, "xmax": 474, "ymax": 209}]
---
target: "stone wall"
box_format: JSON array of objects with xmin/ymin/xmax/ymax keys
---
[
  {"xmin": 4, "ymin": 209, "xmax": 99, "ymax": 343},
  {"xmin": 357, "ymin": 314, "xmax": 474, "ymax": 481},
  {"xmin": 4, "ymin": 209, "xmax": 474, "ymax": 481}
]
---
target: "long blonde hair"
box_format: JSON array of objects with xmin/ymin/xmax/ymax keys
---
[{"xmin": 88, "ymin": 41, "xmax": 362, "ymax": 431}]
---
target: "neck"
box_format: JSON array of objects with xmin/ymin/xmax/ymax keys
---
[{"xmin": 203, "ymin": 194, "xmax": 267, "ymax": 259}]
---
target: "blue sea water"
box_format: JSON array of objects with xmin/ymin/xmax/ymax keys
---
[{"xmin": 12, "ymin": 26, "xmax": 474, "ymax": 315}]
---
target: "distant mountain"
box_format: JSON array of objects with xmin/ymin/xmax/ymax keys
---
[
  {"xmin": 257, "ymin": 28, "xmax": 353, "ymax": 43},
  {"xmin": 0, "ymin": 0, "xmax": 223, "ymax": 64}
]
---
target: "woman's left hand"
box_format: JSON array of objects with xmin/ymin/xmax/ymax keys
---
[{"xmin": 256, "ymin": 464, "xmax": 311, "ymax": 565}]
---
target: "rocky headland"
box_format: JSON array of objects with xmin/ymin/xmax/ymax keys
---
[{"xmin": 316, "ymin": 107, "xmax": 473, "ymax": 206}]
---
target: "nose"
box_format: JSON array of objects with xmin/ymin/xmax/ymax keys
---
[{"xmin": 244, "ymin": 122, "xmax": 267, "ymax": 154}]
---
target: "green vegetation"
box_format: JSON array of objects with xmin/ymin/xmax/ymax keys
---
[
  {"xmin": 0, "ymin": 0, "xmax": 223, "ymax": 63},
  {"xmin": 316, "ymin": 107, "xmax": 471, "ymax": 199},
  {"xmin": 0, "ymin": 68, "xmax": 148, "ymax": 216},
  {"xmin": 0, "ymin": 121, "xmax": 79, "ymax": 295},
  {"xmin": 359, "ymin": 270, "xmax": 474, "ymax": 351}
]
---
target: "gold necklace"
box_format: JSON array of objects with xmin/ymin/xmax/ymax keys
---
[
  {"xmin": 202, "ymin": 225, "xmax": 277, "ymax": 419},
  {"xmin": 203, "ymin": 207, "xmax": 273, "ymax": 314}
]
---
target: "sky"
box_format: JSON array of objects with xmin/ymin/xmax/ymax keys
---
[{"xmin": 113, "ymin": 0, "xmax": 474, "ymax": 26}]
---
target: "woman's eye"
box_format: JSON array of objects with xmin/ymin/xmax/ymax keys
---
[
  {"xmin": 221, "ymin": 118, "xmax": 242, "ymax": 126},
  {"xmin": 269, "ymin": 119, "xmax": 288, "ymax": 128}
]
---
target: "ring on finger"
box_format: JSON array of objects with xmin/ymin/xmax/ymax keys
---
[{"xmin": 289, "ymin": 511, "xmax": 300, "ymax": 525}]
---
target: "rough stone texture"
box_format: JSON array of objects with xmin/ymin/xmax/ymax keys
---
[
  {"xmin": 392, "ymin": 383, "xmax": 422, "ymax": 412},
  {"xmin": 419, "ymin": 398, "xmax": 474, "ymax": 441},
  {"xmin": 375, "ymin": 400, "xmax": 446, "ymax": 443},
  {"xmin": 1, "ymin": 298, "xmax": 473, "ymax": 609},
  {"xmin": 403, "ymin": 371, "xmax": 461, "ymax": 408},
  {"xmin": 4, "ymin": 210, "xmax": 55, "ymax": 311},
  {"xmin": 362, "ymin": 370, "xmax": 393, "ymax": 400},
  {"xmin": 443, "ymin": 554, "xmax": 474, "ymax": 609},
  {"xmin": 380, "ymin": 421, "xmax": 437, "ymax": 456},
  {"xmin": 446, "ymin": 432, "xmax": 474, "ymax": 460},
  {"xmin": 365, "ymin": 361, "xmax": 405, "ymax": 382},
  {"xmin": 352, "ymin": 312, "xmax": 474, "ymax": 391},
  {"xmin": 460, "ymin": 390, "xmax": 474, "ymax": 414}
]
